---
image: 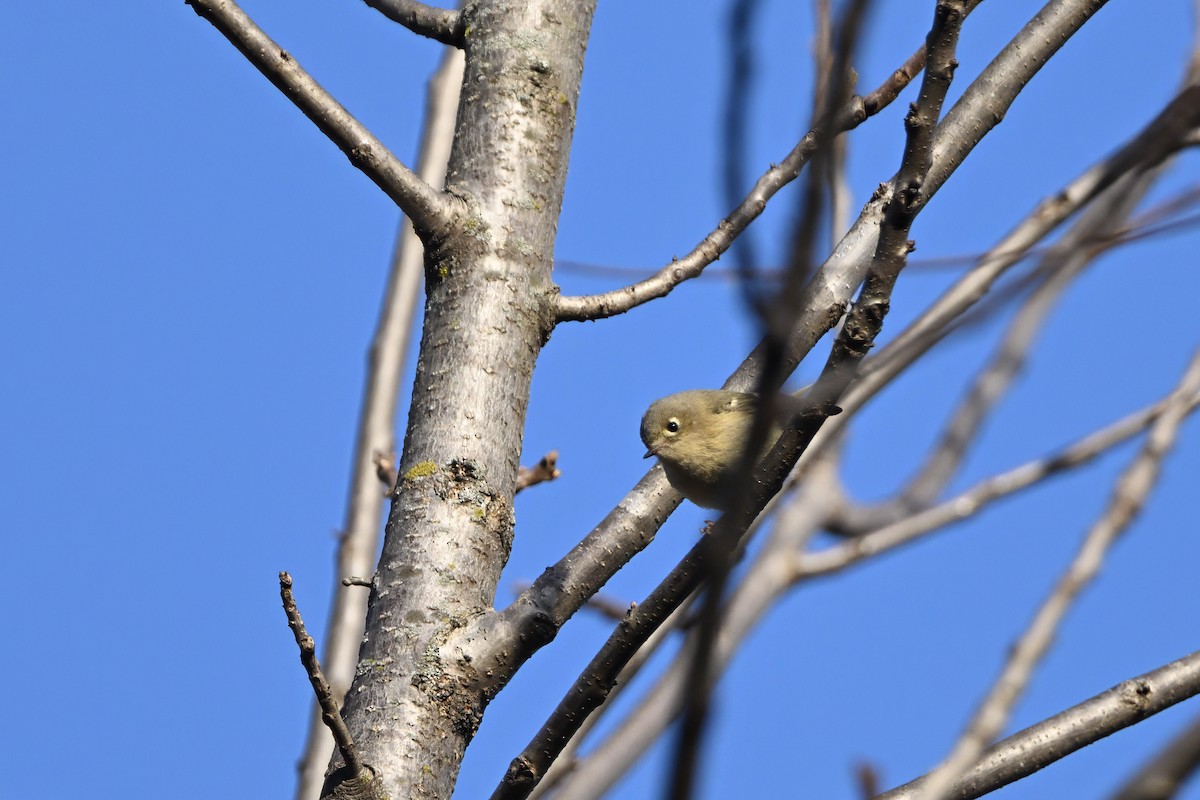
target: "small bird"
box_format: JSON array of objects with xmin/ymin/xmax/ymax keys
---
[{"xmin": 640, "ymin": 389, "xmax": 781, "ymax": 510}]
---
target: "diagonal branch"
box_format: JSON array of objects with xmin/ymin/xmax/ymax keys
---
[
  {"xmin": 360, "ymin": 0, "xmax": 465, "ymax": 47},
  {"xmin": 1108, "ymin": 712, "xmax": 1200, "ymax": 800},
  {"xmin": 798, "ymin": 382, "xmax": 1200, "ymax": 579},
  {"xmin": 185, "ymin": 0, "xmax": 454, "ymax": 238},
  {"xmin": 909, "ymin": 350, "xmax": 1200, "ymax": 800},
  {"xmin": 831, "ymin": 164, "xmax": 1162, "ymax": 535},
  {"xmin": 876, "ymin": 650, "xmax": 1200, "ymax": 800}
]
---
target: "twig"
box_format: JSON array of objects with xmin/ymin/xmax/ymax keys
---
[
  {"xmin": 373, "ymin": 449, "xmax": 399, "ymax": 490},
  {"xmin": 876, "ymin": 650, "xmax": 1200, "ymax": 800},
  {"xmin": 359, "ymin": 0, "xmax": 465, "ymax": 46},
  {"xmin": 721, "ymin": 0, "xmax": 764, "ymax": 274},
  {"xmin": 342, "ymin": 576, "xmax": 373, "ymax": 588},
  {"xmin": 910, "ymin": 350, "xmax": 1200, "ymax": 800},
  {"xmin": 799, "ymin": 385, "xmax": 1200, "ymax": 578},
  {"xmin": 552, "ymin": 0, "xmax": 986, "ymax": 324},
  {"xmin": 185, "ymin": 0, "xmax": 452, "ymax": 237},
  {"xmin": 279, "ymin": 572, "xmax": 365, "ymax": 779},
  {"xmin": 515, "ymin": 451, "xmax": 561, "ymax": 494},
  {"xmin": 529, "ymin": 596, "xmax": 699, "ymax": 800},
  {"xmin": 1108, "ymin": 712, "xmax": 1200, "ymax": 800}
]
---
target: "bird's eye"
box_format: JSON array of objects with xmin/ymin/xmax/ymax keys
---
[{"xmin": 666, "ymin": 419, "xmax": 680, "ymax": 433}]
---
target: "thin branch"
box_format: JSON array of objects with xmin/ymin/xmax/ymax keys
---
[
  {"xmin": 552, "ymin": 0, "xmax": 971, "ymax": 324},
  {"xmin": 279, "ymin": 572, "xmax": 366, "ymax": 780},
  {"xmin": 876, "ymin": 651, "xmax": 1200, "ymax": 800},
  {"xmin": 831, "ymin": 165, "xmax": 1161, "ymax": 535},
  {"xmin": 791, "ymin": 79, "xmax": 1200, "ymax": 495},
  {"xmin": 910, "ymin": 350, "xmax": 1200, "ymax": 800},
  {"xmin": 1109, "ymin": 712, "xmax": 1200, "ymax": 800},
  {"xmin": 360, "ymin": 0, "xmax": 465, "ymax": 47},
  {"xmin": 722, "ymin": 0, "xmax": 764, "ymax": 274},
  {"xmin": 515, "ymin": 451, "xmax": 561, "ymax": 494},
  {"xmin": 528, "ymin": 596, "xmax": 699, "ymax": 800},
  {"xmin": 544, "ymin": 469, "xmax": 838, "ymax": 800},
  {"xmin": 799, "ymin": 384, "xmax": 1200, "ymax": 579},
  {"xmin": 185, "ymin": 0, "xmax": 453, "ymax": 237}
]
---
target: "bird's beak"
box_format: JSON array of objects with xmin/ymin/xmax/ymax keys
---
[{"xmin": 643, "ymin": 446, "xmax": 657, "ymax": 459}]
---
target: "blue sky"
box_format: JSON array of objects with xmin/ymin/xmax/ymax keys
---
[{"xmin": 4, "ymin": 1, "xmax": 1200, "ymax": 798}]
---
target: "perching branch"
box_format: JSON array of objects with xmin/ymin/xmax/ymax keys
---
[
  {"xmin": 909, "ymin": 349, "xmax": 1200, "ymax": 800},
  {"xmin": 185, "ymin": 0, "xmax": 453, "ymax": 237},
  {"xmin": 359, "ymin": 0, "xmax": 465, "ymax": 47},
  {"xmin": 877, "ymin": 650, "xmax": 1200, "ymax": 800}
]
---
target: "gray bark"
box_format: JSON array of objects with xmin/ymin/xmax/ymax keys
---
[{"xmin": 332, "ymin": 1, "xmax": 596, "ymax": 797}]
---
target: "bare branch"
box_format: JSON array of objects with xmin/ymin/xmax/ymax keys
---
[
  {"xmin": 544, "ymin": 468, "xmax": 838, "ymax": 800},
  {"xmin": 793, "ymin": 80, "xmax": 1200, "ymax": 494},
  {"xmin": 670, "ymin": 6, "xmax": 965, "ymax": 796},
  {"xmin": 831, "ymin": 164, "xmax": 1161, "ymax": 535},
  {"xmin": 515, "ymin": 451, "xmax": 561, "ymax": 494},
  {"xmin": 360, "ymin": 0, "xmax": 465, "ymax": 47},
  {"xmin": 1109, "ymin": 712, "xmax": 1200, "ymax": 800},
  {"xmin": 279, "ymin": 572, "xmax": 369, "ymax": 784},
  {"xmin": 185, "ymin": 0, "xmax": 453, "ymax": 237},
  {"xmin": 910, "ymin": 350, "xmax": 1200, "ymax": 800},
  {"xmin": 528, "ymin": 597, "xmax": 698, "ymax": 800},
  {"xmin": 552, "ymin": 2, "xmax": 961, "ymax": 324},
  {"xmin": 877, "ymin": 651, "xmax": 1200, "ymax": 800},
  {"xmin": 799, "ymin": 385, "xmax": 1200, "ymax": 578}
]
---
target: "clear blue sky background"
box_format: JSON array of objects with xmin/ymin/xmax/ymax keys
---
[{"xmin": 4, "ymin": 1, "xmax": 1200, "ymax": 798}]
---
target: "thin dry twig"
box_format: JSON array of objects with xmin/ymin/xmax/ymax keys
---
[
  {"xmin": 877, "ymin": 650, "xmax": 1200, "ymax": 800},
  {"xmin": 185, "ymin": 0, "xmax": 452, "ymax": 236},
  {"xmin": 799, "ymin": 385, "xmax": 1200, "ymax": 578},
  {"xmin": 515, "ymin": 451, "xmax": 562, "ymax": 494},
  {"xmin": 911, "ymin": 350, "xmax": 1200, "ymax": 800},
  {"xmin": 373, "ymin": 449, "xmax": 399, "ymax": 490},
  {"xmin": 279, "ymin": 572, "xmax": 365, "ymax": 779}
]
